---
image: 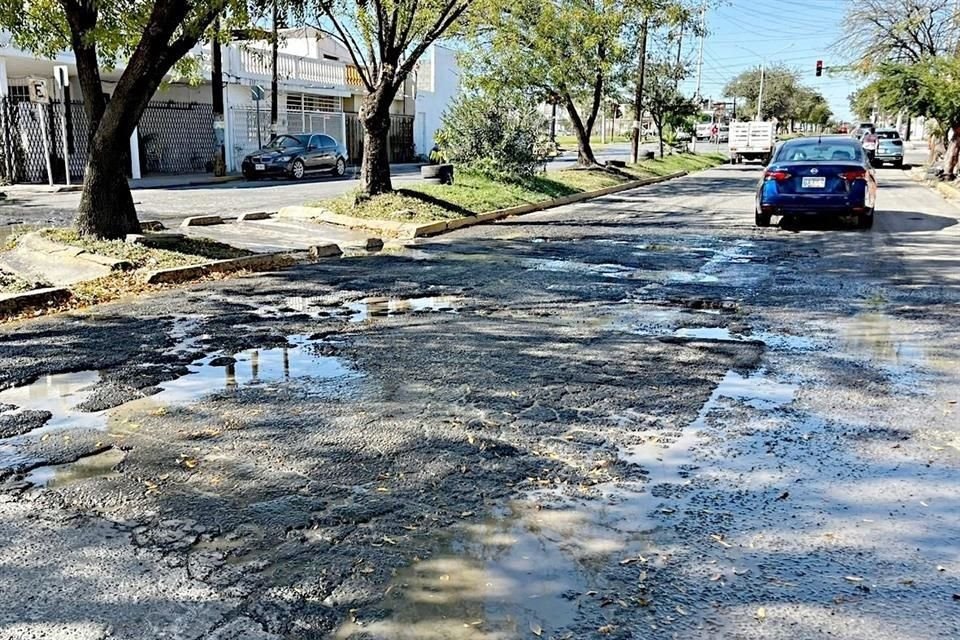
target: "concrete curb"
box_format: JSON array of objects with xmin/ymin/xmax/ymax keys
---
[
  {"xmin": 181, "ymin": 215, "xmax": 224, "ymax": 227},
  {"xmin": 19, "ymin": 233, "xmax": 133, "ymax": 272},
  {"xmin": 0, "ymin": 287, "xmax": 72, "ymax": 316},
  {"xmin": 906, "ymin": 167, "xmax": 960, "ymax": 202},
  {"xmin": 277, "ymin": 171, "xmax": 689, "ymax": 240},
  {"xmin": 143, "ymin": 252, "xmax": 307, "ymax": 285}
]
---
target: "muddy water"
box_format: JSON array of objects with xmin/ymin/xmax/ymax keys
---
[
  {"xmin": 0, "ymin": 335, "xmax": 356, "ymax": 441},
  {"xmin": 24, "ymin": 447, "xmax": 125, "ymax": 487},
  {"xmin": 342, "ymin": 366, "xmax": 799, "ymax": 639}
]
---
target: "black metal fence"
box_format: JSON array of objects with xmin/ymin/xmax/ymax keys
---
[
  {"xmin": 0, "ymin": 97, "xmax": 214, "ymax": 184},
  {"xmin": 344, "ymin": 112, "xmax": 416, "ymax": 165}
]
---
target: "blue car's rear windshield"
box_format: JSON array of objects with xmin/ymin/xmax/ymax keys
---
[{"xmin": 775, "ymin": 140, "xmax": 864, "ymax": 163}]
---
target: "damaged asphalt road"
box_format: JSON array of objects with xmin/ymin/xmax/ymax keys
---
[{"xmin": 2, "ymin": 165, "xmax": 960, "ymax": 639}]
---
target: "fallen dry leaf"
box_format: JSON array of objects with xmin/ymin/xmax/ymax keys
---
[
  {"xmin": 844, "ymin": 576, "xmax": 864, "ymax": 583},
  {"xmin": 529, "ymin": 621, "xmax": 543, "ymax": 636},
  {"xmin": 756, "ymin": 606, "xmax": 767, "ymax": 621},
  {"xmin": 598, "ymin": 624, "xmax": 616, "ymax": 634},
  {"xmin": 711, "ymin": 534, "xmax": 733, "ymax": 548}
]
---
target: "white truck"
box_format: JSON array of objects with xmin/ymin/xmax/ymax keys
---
[{"xmin": 728, "ymin": 121, "xmax": 776, "ymax": 164}]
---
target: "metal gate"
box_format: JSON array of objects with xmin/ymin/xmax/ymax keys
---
[
  {"xmin": 344, "ymin": 112, "xmax": 415, "ymax": 165},
  {"xmin": 0, "ymin": 98, "xmax": 90, "ymax": 184},
  {"xmin": 0, "ymin": 97, "xmax": 215, "ymax": 183},
  {"xmin": 228, "ymin": 105, "xmax": 286, "ymax": 173}
]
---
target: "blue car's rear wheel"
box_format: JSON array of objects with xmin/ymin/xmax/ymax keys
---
[
  {"xmin": 857, "ymin": 209, "xmax": 874, "ymax": 230},
  {"xmin": 755, "ymin": 210, "xmax": 771, "ymax": 227}
]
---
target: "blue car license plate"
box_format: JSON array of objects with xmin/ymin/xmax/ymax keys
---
[{"xmin": 802, "ymin": 177, "xmax": 825, "ymax": 189}]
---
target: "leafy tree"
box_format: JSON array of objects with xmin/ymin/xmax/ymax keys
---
[
  {"xmin": 315, "ymin": 0, "xmax": 486, "ymax": 196},
  {"xmin": 469, "ymin": 0, "xmax": 636, "ymax": 167},
  {"xmin": 642, "ymin": 59, "xmax": 697, "ymax": 158},
  {"xmin": 0, "ymin": 0, "xmax": 239, "ymax": 238},
  {"xmin": 434, "ymin": 88, "xmax": 551, "ymax": 179},
  {"xmin": 835, "ymin": 0, "xmax": 959, "ymax": 71},
  {"xmin": 793, "ymin": 89, "xmax": 832, "ymax": 129},
  {"xmin": 723, "ymin": 65, "xmax": 801, "ymax": 123},
  {"xmin": 873, "ymin": 58, "xmax": 960, "ymax": 174}
]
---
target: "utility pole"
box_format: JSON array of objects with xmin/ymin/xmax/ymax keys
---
[
  {"xmin": 692, "ymin": 1, "xmax": 706, "ymax": 153},
  {"xmin": 631, "ymin": 17, "xmax": 650, "ymax": 164},
  {"xmin": 270, "ymin": 0, "xmax": 279, "ymax": 136},
  {"xmin": 756, "ymin": 63, "xmax": 765, "ymax": 121}
]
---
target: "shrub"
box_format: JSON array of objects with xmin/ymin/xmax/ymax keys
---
[{"xmin": 434, "ymin": 90, "xmax": 551, "ymax": 179}]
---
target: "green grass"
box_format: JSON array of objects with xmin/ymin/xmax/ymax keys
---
[
  {"xmin": 39, "ymin": 229, "xmax": 252, "ymax": 269},
  {"xmin": 310, "ymin": 152, "xmax": 727, "ymax": 224},
  {"xmin": 555, "ymin": 134, "xmax": 632, "ymax": 147}
]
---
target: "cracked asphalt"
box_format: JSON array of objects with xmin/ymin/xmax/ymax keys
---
[{"xmin": 2, "ymin": 160, "xmax": 960, "ymax": 639}]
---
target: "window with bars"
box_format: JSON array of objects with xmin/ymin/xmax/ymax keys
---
[
  {"xmin": 286, "ymin": 93, "xmax": 340, "ymax": 113},
  {"xmin": 6, "ymin": 85, "xmax": 31, "ymax": 103}
]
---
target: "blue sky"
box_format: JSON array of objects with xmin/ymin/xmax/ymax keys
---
[{"xmin": 681, "ymin": 0, "xmax": 859, "ymax": 122}]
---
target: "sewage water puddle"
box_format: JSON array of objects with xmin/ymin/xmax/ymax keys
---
[
  {"xmin": 344, "ymin": 296, "xmax": 461, "ymax": 322},
  {"xmin": 0, "ymin": 335, "xmax": 357, "ymax": 440},
  {"xmin": 345, "ymin": 368, "xmax": 799, "ymax": 638},
  {"xmin": 24, "ymin": 447, "xmax": 126, "ymax": 488}
]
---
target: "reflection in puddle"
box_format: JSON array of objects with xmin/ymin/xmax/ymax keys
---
[
  {"xmin": 345, "ymin": 296, "xmax": 461, "ymax": 323},
  {"xmin": 24, "ymin": 447, "xmax": 125, "ymax": 487},
  {"xmin": 841, "ymin": 312, "xmax": 926, "ymax": 368},
  {"xmin": 338, "ymin": 499, "xmax": 603, "ymax": 640},
  {"xmin": 0, "ymin": 336, "xmax": 356, "ymax": 439},
  {"xmin": 356, "ymin": 368, "xmax": 798, "ymax": 638},
  {"xmin": 674, "ymin": 327, "xmax": 741, "ymax": 341}
]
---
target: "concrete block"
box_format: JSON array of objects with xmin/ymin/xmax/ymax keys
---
[
  {"xmin": 308, "ymin": 244, "xmax": 343, "ymax": 259},
  {"xmin": 237, "ymin": 211, "xmax": 274, "ymax": 222},
  {"xmin": 0, "ymin": 287, "xmax": 71, "ymax": 317},
  {"xmin": 180, "ymin": 215, "xmax": 224, "ymax": 227}
]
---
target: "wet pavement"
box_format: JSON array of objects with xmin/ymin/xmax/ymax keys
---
[{"xmin": 1, "ymin": 164, "xmax": 960, "ymax": 639}]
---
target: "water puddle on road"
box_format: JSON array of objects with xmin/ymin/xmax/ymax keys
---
[
  {"xmin": 23, "ymin": 447, "xmax": 125, "ymax": 488},
  {"xmin": 344, "ymin": 296, "xmax": 461, "ymax": 323},
  {"xmin": 345, "ymin": 369, "xmax": 799, "ymax": 639},
  {"xmin": 0, "ymin": 336, "xmax": 356, "ymax": 440}
]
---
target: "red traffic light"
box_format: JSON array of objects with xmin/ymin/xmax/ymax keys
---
[{"xmin": 816, "ymin": 60, "xmax": 824, "ymax": 77}]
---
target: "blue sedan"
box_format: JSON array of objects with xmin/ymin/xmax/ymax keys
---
[{"xmin": 755, "ymin": 136, "xmax": 878, "ymax": 229}]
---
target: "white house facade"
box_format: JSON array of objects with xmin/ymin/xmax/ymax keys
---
[
  {"xmin": 413, "ymin": 44, "xmax": 461, "ymax": 159},
  {"xmin": 0, "ymin": 27, "xmax": 443, "ymax": 184}
]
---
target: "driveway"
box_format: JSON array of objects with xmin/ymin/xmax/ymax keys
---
[{"xmin": 1, "ymin": 163, "xmax": 959, "ymax": 638}]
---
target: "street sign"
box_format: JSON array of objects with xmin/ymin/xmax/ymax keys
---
[
  {"xmin": 251, "ymin": 85, "xmax": 265, "ymax": 101},
  {"xmin": 53, "ymin": 65, "xmax": 69, "ymax": 87},
  {"xmin": 28, "ymin": 78, "xmax": 50, "ymax": 104}
]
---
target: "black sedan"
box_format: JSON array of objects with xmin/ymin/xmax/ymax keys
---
[{"xmin": 242, "ymin": 133, "xmax": 348, "ymax": 180}]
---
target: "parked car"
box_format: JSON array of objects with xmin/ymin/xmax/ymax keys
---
[
  {"xmin": 872, "ymin": 128, "xmax": 904, "ymax": 168},
  {"xmin": 755, "ymin": 136, "xmax": 877, "ymax": 229},
  {"xmin": 242, "ymin": 133, "xmax": 348, "ymax": 180}
]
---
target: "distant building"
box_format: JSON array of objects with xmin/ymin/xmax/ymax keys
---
[{"xmin": 414, "ymin": 45, "xmax": 461, "ymax": 160}]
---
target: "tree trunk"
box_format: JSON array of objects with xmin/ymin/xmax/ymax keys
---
[
  {"xmin": 76, "ymin": 127, "xmax": 140, "ymax": 239},
  {"xmin": 359, "ymin": 88, "xmax": 394, "ymax": 196},
  {"xmin": 631, "ymin": 19, "xmax": 649, "ymax": 164},
  {"xmin": 564, "ymin": 97, "xmax": 598, "ymax": 166},
  {"xmin": 945, "ymin": 124, "xmax": 960, "ymax": 177}
]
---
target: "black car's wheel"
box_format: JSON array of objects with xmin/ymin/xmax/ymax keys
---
[
  {"xmin": 291, "ymin": 159, "xmax": 306, "ymax": 180},
  {"xmin": 332, "ymin": 157, "xmax": 346, "ymax": 177},
  {"xmin": 893, "ymin": 160, "xmax": 904, "ymax": 169},
  {"xmin": 857, "ymin": 209, "xmax": 874, "ymax": 230},
  {"xmin": 755, "ymin": 210, "xmax": 771, "ymax": 227}
]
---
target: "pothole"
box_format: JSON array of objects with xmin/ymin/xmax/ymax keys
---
[
  {"xmin": 343, "ymin": 296, "xmax": 462, "ymax": 322},
  {"xmin": 0, "ymin": 335, "xmax": 358, "ymax": 440},
  {"xmin": 24, "ymin": 447, "xmax": 126, "ymax": 488}
]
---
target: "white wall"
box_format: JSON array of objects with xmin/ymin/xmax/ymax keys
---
[{"xmin": 414, "ymin": 45, "xmax": 460, "ymax": 158}]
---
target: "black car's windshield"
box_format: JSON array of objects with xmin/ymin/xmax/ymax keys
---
[
  {"xmin": 264, "ymin": 135, "xmax": 307, "ymax": 149},
  {"xmin": 776, "ymin": 140, "xmax": 864, "ymax": 162}
]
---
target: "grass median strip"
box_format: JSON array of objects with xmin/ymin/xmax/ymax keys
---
[{"xmin": 310, "ymin": 152, "xmax": 727, "ymax": 224}]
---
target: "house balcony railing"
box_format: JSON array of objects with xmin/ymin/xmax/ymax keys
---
[{"xmin": 228, "ymin": 47, "xmax": 348, "ymax": 88}]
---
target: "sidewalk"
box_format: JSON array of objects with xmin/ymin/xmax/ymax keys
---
[{"xmin": 2, "ymin": 163, "xmax": 426, "ymax": 194}]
